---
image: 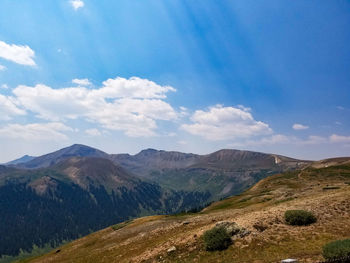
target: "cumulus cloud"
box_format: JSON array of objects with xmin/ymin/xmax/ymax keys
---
[
  {"xmin": 0, "ymin": 65, "xmax": 6, "ymax": 71},
  {"xmin": 72, "ymin": 78, "xmax": 91, "ymax": 86},
  {"xmin": 85, "ymin": 128, "xmax": 101, "ymax": 136},
  {"xmin": 0, "ymin": 122, "xmax": 72, "ymax": 141},
  {"xmin": 181, "ymin": 105, "xmax": 272, "ymax": 140},
  {"xmin": 11, "ymin": 77, "xmax": 177, "ymax": 137},
  {"xmin": 329, "ymin": 134, "xmax": 350, "ymax": 143},
  {"xmin": 0, "ymin": 40, "xmax": 36, "ymax": 66},
  {"xmin": 0, "ymin": 94, "xmax": 26, "ymax": 120},
  {"xmin": 70, "ymin": 0, "xmax": 84, "ymax": 10},
  {"xmin": 293, "ymin": 123, "xmax": 309, "ymax": 130},
  {"xmin": 100, "ymin": 77, "xmax": 176, "ymax": 99}
]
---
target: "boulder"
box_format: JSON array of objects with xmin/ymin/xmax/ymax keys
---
[{"xmin": 167, "ymin": 246, "xmax": 176, "ymax": 253}]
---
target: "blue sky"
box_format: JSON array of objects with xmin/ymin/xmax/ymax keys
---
[{"xmin": 0, "ymin": 0, "xmax": 349, "ymax": 162}]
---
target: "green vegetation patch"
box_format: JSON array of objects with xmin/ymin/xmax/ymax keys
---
[
  {"xmin": 323, "ymin": 238, "xmax": 350, "ymax": 260},
  {"xmin": 202, "ymin": 226, "xmax": 232, "ymax": 251},
  {"xmin": 284, "ymin": 210, "xmax": 317, "ymax": 226},
  {"xmin": 111, "ymin": 220, "xmax": 133, "ymax": 231}
]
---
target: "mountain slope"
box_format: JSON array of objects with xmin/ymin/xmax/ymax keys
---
[
  {"xmin": 0, "ymin": 157, "xmax": 210, "ymax": 258},
  {"xmin": 28, "ymin": 162, "xmax": 350, "ymax": 263},
  {"xmin": 112, "ymin": 148, "xmax": 309, "ymax": 200}
]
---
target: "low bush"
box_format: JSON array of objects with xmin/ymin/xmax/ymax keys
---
[
  {"xmin": 323, "ymin": 239, "xmax": 350, "ymax": 260},
  {"xmin": 203, "ymin": 226, "xmax": 232, "ymax": 251},
  {"xmin": 284, "ymin": 210, "xmax": 317, "ymax": 226}
]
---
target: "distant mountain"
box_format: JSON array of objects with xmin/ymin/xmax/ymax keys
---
[
  {"xmin": 8, "ymin": 144, "xmax": 311, "ymax": 200},
  {"xmin": 9, "ymin": 145, "xmax": 311, "ymax": 201},
  {"xmin": 110, "ymin": 148, "xmax": 201, "ymax": 176},
  {"xmin": 111, "ymin": 148, "xmax": 310, "ymax": 199},
  {"xmin": 0, "ymin": 157, "xmax": 209, "ymax": 258},
  {"xmin": 309, "ymin": 157, "xmax": 350, "ymax": 169},
  {"xmin": 5, "ymin": 155, "xmax": 35, "ymax": 165},
  {"xmin": 17, "ymin": 144, "xmax": 109, "ymax": 169}
]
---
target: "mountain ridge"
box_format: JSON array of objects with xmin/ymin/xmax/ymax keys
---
[{"xmin": 7, "ymin": 144, "xmax": 311, "ymax": 200}]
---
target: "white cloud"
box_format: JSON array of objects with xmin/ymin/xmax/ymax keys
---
[
  {"xmin": 72, "ymin": 78, "xmax": 91, "ymax": 86},
  {"xmin": 337, "ymin": 106, "xmax": 345, "ymax": 110},
  {"xmin": 0, "ymin": 94, "xmax": 26, "ymax": 120},
  {"xmin": 292, "ymin": 123, "xmax": 309, "ymax": 130},
  {"xmin": 329, "ymin": 134, "xmax": 350, "ymax": 143},
  {"xmin": 0, "ymin": 65, "xmax": 6, "ymax": 71},
  {"xmin": 100, "ymin": 77, "xmax": 176, "ymax": 99},
  {"xmin": 1, "ymin": 84, "xmax": 9, "ymax": 89},
  {"xmin": 70, "ymin": 0, "xmax": 84, "ymax": 10},
  {"xmin": 85, "ymin": 128, "xmax": 101, "ymax": 136},
  {"xmin": 0, "ymin": 122, "xmax": 72, "ymax": 141},
  {"xmin": 0, "ymin": 40, "xmax": 36, "ymax": 66},
  {"xmin": 181, "ymin": 105, "xmax": 272, "ymax": 141},
  {"xmin": 11, "ymin": 77, "xmax": 177, "ymax": 137}
]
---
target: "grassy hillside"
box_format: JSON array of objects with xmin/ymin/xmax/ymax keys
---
[{"xmin": 25, "ymin": 161, "xmax": 350, "ymax": 263}]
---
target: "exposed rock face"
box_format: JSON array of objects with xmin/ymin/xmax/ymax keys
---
[{"xmin": 215, "ymin": 221, "xmax": 251, "ymax": 239}]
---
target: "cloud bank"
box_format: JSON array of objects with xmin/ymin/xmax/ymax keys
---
[{"xmin": 11, "ymin": 77, "xmax": 177, "ymax": 137}]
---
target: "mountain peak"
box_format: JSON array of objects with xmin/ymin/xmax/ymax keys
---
[
  {"xmin": 17, "ymin": 144, "xmax": 109, "ymax": 169},
  {"xmin": 5, "ymin": 155, "xmax": 36, "ymax": 165},
  {"xmin": 137, "ymin": 148, "xmax": 160, "ymax": 155}
]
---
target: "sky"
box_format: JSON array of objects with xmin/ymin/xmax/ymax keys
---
[{"xmin": 0, "ymin": 0, "xmax": 349, "ymax": 162}]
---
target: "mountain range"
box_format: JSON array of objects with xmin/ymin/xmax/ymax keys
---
[
  {"xmin": 26, "ymin": 157, "xmax": 350, "ymax": 263},
  {"xmin": 0, "ymin": 144, "xmax": 310, "ymax": 260}
]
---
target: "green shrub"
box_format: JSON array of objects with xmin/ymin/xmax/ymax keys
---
[
  {"xmin": 203, "ymin": 226, "xmax": 232, "ymax": 251},
  {"xmin": 323, "ymin": 239, "xmax": 350, "ymax": 260},
  {"xmin": 284, "ymin": 210, "xmax": 317, "ymax": 226}
]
